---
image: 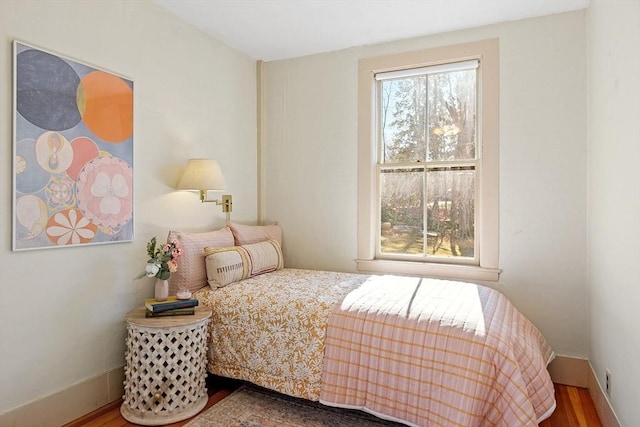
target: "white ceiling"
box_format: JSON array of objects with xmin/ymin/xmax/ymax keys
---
[{"xmin": 154, "ymin": 0, "xmax": 590, "ymax": 61}]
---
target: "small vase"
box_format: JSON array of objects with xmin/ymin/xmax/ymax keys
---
[{"xmin": 154, "ymin": 279, "xmax": 169, "ymax": 301}]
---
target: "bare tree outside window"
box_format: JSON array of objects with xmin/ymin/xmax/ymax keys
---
[{"xmin": 378, "ymin": 66, "xmax": 477, "ymax": 260}]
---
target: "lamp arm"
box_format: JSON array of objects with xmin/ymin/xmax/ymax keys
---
[{"xmin": 198, "ymin": 191, "xmax": 232, "ymax": 213}]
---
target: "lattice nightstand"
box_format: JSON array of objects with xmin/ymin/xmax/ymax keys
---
[{"xmin": 120, "ymin": 306, "xmax": 212, "ymax": 425}]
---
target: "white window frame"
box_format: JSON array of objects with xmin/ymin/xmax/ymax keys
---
[{"xmin": 357, "ymin": 39, "xmax": 501, "ymax": 282}]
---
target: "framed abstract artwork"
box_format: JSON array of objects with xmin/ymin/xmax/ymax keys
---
[{"xmin": 12, "ymin": 41, "xmax": 134, "ymax": 251}]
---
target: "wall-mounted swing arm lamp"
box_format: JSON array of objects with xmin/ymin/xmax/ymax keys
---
[{"xmin": 176, "ymin": 159, "xmax": 233, "ymax": 218}]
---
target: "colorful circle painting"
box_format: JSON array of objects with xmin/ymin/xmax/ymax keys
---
[
  {"xmin": 78, "ymin": 71, "xmax": 133, "ymax": 143},
  {"xmin": 16, "ymin": 49, "xmax": 82, "ymax": 131},
  {"xmin": 13, "ymin": 42, "xmax": 134, "ymax": 250}
]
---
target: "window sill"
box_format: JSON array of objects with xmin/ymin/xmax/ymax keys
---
[{"xmin": 356, "ymin": 259, "xmax": 501, "ymax": 282}]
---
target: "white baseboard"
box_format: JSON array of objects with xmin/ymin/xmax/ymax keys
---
[
  {"xmin": 547, "ymin": 355, "xmax": 621, "ymax": 427},
  {"xmin": 587, "ymin": 360, "xmax": 622, "ymax": 427},
  {"xmin": 0, "ymin": 366, "xmax": 124, "ymax": 427},
  {"xmin": 548, "ymin": 354, "xmax": 590, "ymax": 387}
]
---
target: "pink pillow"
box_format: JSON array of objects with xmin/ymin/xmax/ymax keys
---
[
  {"xmin": 228, "ymin": 222, "xmax": 282, "ymax": 247},
  {"xmin": 167, "ymin": 227, "xmax": 234, "ymax": 293}
]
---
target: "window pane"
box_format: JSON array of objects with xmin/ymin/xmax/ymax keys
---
[
  {"xmin": 377, "ymin": 62, "xmax": 479, "ymax": 263},
  {"xmin": 426, "ymin": 168, "xmax": 475, "ymax": 258},
  {"xmin": 380, "ymin": 168, "xmax": 424, "ymax": 255},
  {"xmin": 427, "ymin": 70, "xmax": 476, "ymax": 161},
  {"xmin": 380, "ymin": 77, "xmax": 427, "ymax": 163}
]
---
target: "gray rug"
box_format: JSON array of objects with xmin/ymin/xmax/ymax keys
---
[{"xmin": 185, "ymin": 385, "xmax": 404, "ymax": 427}]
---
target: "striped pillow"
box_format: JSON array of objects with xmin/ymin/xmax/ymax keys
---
[{"xmin": 204, "ymin": 239, "xmax": 284, "ymax": 288}]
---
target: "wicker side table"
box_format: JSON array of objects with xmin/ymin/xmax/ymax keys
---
[{"xmin": 120, "ymin": 306, "xmax": 212, "ymax": 425}]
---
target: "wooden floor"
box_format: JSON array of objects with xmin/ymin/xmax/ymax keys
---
[
  {"xmin": 539, "ymin": 383, "xmax": 603, "ymax": 427},
  {"xmin": 66, "ymin": 377, "xmax": 602, "ymax": 427}
]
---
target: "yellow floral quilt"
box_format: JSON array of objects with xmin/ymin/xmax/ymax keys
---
[{"xmin": 194, "ymin": 268, "xmax": 369, "ymax": 400}]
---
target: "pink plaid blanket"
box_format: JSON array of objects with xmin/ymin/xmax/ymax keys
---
[{"xmin": 320, "ymin": 276, "xmax": 555, "ymax": 427}]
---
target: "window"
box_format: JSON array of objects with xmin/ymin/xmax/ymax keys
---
[{"xmin": 357, "ymin": 39, "xmax": 500, "ymax": 281}]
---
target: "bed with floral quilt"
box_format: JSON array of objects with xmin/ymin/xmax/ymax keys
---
[{"xmin": 170, "ymin": 224, "xmax": 556, "ymax": 427}]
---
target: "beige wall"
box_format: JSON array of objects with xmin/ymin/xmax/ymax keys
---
[
  {"xmin": 587, "ymin": 1, "xmax": 640, "ymax": 425},
  {"xmin": 263, "ymin": 10, "xmax": 588, "ymax": 357},
  {"xmin": 4, "ymin": 1, "xmax": 638, "ymax": 425},
  {"xmin": 0, "ymin": 0, "xmax": 256, "ymax": 418}
]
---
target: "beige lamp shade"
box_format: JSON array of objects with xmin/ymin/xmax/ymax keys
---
[{"xmin": 177, "ymin": 159, "xmax": 227, "ymax": 191}]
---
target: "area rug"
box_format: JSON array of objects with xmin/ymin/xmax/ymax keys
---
[{"xmin": 185, "ymin": 385, "xmax": 404, "ymax": 427}]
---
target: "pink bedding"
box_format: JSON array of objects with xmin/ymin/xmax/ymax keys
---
[{"xmin": 320, "ymin": 275, "xmax": 556, "ymax": 426}]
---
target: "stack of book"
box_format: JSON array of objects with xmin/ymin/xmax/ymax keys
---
[{"xmin": 145, "ymin": 296, "xmax": 199, "ymax": 317}]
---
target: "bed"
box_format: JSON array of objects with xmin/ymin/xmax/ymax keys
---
[{"xmin": 169, "ymin": 225, "xmax": 556, "ymax": 427}]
